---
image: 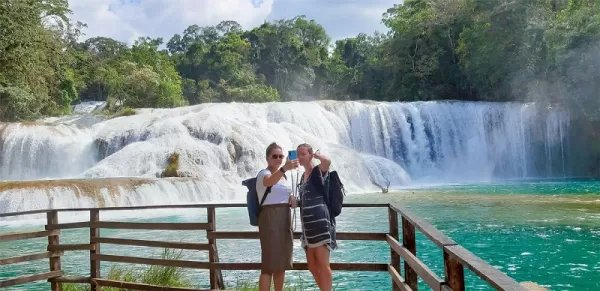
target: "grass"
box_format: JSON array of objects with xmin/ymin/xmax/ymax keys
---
[
  {"xmin": 141, "ymin": 249, "xmax": 190, "ymax": 287},
  {"xmin": 61, "ymin": 248, "xmax": 332, "ymax": 290},
  {"xmin": 63, "ymin": 269, "xmax": 319, "ymax": 291},
  {"xmin": 231, "ymin": 273, "xmax": 344, "ymax": 291},
  {"xmin": 109, "ymin": 106, "xmax": 136, "ymax": 118},
  {"xmin": 62, "ymin": 249, "xmax": 192, "ymax": 291},
  {"xmin": 232, "ymin": 276, "xmax": 307, "ymax": 291},
  {"xmin": 161, "ymin": 152, "xmax": 180, "ymax": 177}
]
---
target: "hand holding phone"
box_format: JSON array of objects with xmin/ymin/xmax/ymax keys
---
[{"xmin": 288, "ymin": 150, "xmax": 297, "ymax": 160}]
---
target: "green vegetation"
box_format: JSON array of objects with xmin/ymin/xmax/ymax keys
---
[
  {"xmin": 2, "ymin": 0, "xmax": 600, "ymax": 120},
  {"xmin": 233, "ymin": 279, "xmax": 307, "ymax": 291},
  {"xmin": 60, "ymin": 250, "xmax": 312, "ymax": 291},
  {"xmin": 0, "ymin": 0, "xmax": 74, "ymax": 121},
  {"xmin": 62, "ymin": 249, "xmax": 191, "ymax": 291},
  {"xmin": 161, "ymin": 152, "xmax": 180, "ymax": 177},
  {"xmin": 109, "ymin": 107, "xmax": 136, "ymax": 118}
]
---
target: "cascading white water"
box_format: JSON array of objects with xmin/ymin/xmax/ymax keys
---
[
  {"xmin": 0, "ymin": 101, "xmax": 570, "ymax": 213},
  {"xmin": 72, "ymin": 101, "xmax": 107, "ymax": 114},
  {"xmin": 0, "ymin": 178, "xmax": 236, "ymax": 214},
  {"xmin": 0, "ymin": 123, "xmax": 97, "ymax": 180}
]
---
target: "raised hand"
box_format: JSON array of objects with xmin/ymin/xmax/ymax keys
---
[{"xmin": 283, "ymin": 158, "xmax": 299, "ymax": 171}]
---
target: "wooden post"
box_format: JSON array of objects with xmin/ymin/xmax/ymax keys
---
[
  {"xmin": 207, "ymin": 207, "xmax": 224, "ymax": 289},
  {"xmin": 389, "ymin": 206, "xmax": 401, "ymax": 291},
  {"xmin": 90, "ymin": 209, "xmax": 100, "ymax": 291},
  {"xmin": 46, "ymin": 211, "xmax": 61, "ymax": 291},
  {"xmin": 402, "ymin": 217, "xmax": 418, "ymax": 290},
  {"xmin": 444, "ymin": 251, "xmax": 465, "ymax": 291}
]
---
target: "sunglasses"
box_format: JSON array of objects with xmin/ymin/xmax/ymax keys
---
[{"xmin": 271, "ymin": 154, "xmax": 285, "ymax": 159}]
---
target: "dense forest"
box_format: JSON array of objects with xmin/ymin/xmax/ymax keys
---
[{"xmin": 1, "ymin": 0, "xmax": 599, "ymax": 123}]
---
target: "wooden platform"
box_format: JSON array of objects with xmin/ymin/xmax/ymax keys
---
[{"xmin": 0, "ymin": 203, "xmax": 526, "ymax": 291}]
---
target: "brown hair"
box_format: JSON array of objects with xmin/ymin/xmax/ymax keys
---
[
  {"xmin": 297, "ymin": 143, "xmax": 313, "ymax": 154},
  {"xmin": 265, "ymin": 142, "xmax": 282, "ymax": 158}
]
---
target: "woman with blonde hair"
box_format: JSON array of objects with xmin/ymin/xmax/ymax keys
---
[
  {"xmin": 296, "ymin": 143, "xmax": 335, "ymax": 291},
  {"xmin": 256, "ymin": 142, "xmax": 298, "ymax": 291}
]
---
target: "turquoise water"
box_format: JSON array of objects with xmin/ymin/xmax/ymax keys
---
[{"xmin": 1, "ymin": 179, "xmax": 599, "ymax": 290}]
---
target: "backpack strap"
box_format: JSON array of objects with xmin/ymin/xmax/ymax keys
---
[
  {"xmin": 258, "ymin": 170, "xmax": 283, "ymax": 208},
  {"xmin": 324, "ymin": 172, "xmax": 330, "ymax": 197},
  {"xmin": 323, "ymin": 172, "xmax": 332, "ymax": 212},
  {"xmin": 259, "ymin": 186, "xmax": 272, "ymax": 207}
]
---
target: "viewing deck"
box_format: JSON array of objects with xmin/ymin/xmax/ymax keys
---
[{"xmin": 0, "ymin": 203, "xmax": 526, "ymax": 290}]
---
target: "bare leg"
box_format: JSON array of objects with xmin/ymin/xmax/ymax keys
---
[
  {"xmin": 273, "ymin": 271, "xmax": 285, "ymax": 291},
  {"xmin": 306, "ymin": 248, "xmax": 321, "ymax": 287},
  {"xmin": 259, "ymin": 272, "xmax": 272, "ymax": 291},
  {"xmin": 314, "ymin": 246, "xmax": 332, "ymax": 291}
]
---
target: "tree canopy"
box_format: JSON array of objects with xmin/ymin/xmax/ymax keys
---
[{"xmin": 1, "ymin": 0, "xmax": 599, "ymax": 122}]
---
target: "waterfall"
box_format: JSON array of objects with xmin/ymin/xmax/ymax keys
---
[
  {"xmin": 0, "ymin": 178, "xmax": 236, "ymax": 214},
  {"xmin": 0, "ymin": 101, "xmax": 570, "ymax": 213}
]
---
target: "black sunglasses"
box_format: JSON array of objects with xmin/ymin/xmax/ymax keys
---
[{"xmin": 271, "ymin": 154, "xmax": 285, "ymax": 159}]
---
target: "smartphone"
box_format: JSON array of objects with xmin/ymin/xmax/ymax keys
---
[{"xmin": 288, "ymin": 150, "xmax": 297, "ymax": 160}]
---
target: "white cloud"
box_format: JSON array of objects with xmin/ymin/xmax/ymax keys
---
[
  {"xmin": 268, "ymin": 0, "xmax": 398, "ymax": 40},
  {"xmin": 70, "ymin": 0, "xmax": 275, "ymax": 43},
  {"xmin": 68, "ymin": 0, "xmax": 399, "ymax": 43}
]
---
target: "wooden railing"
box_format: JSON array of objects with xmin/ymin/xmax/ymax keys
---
[{"xmin": 0, "ymin": 204, "xmax": 526, "ymax": 291}]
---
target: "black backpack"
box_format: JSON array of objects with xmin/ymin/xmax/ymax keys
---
[{"xmin": 325, "ymin": 171, "xmax": 345, "ymax": 217}]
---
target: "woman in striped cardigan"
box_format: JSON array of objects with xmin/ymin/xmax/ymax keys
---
[{"xmin": 296, "ymin": 143, "xmax": 335, "ymax": 291}]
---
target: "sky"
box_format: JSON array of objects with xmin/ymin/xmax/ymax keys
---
[{"xmin": 69, "ymin": 0, "xmax": 401, "ymax": 44}]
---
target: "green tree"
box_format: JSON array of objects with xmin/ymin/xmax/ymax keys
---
[
  {"xmin": 129, "ymin": 37, "xmax": 186, "ymax": 108},
  {"xmin": 544, "ymin": 0, "xmax": 600, "ymax": 120},
  {"xmin": 169, "ymin": 21, "xmax": 280, "ymax": 103},
  {"xmin": 455, "ymin": 1, "xmax": 542, "ymax": 101},
  {"xmin": 246, "ymin": 16, "xmax": 330, "ymax": 100},
  {"xmin": 73, "ymin": 37, "xmax": 129, "ymax": 101},
  {"xmin": 381, "ymin": 0, "xmax": 473, "ymax": 101},
  {"xmin": 329, "ymin": 33, "xmax": 386, "ymax": 100},
  {"xmin": 0, "ymin": 0, "xmax": 73, "ymax": 120}
]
